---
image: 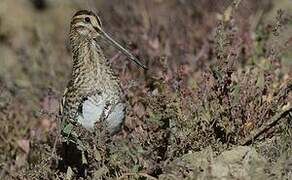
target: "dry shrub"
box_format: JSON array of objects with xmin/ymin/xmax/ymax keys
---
[{"xmin": 0, "ymin": 0, "xmax": 291, "ymax": 179}]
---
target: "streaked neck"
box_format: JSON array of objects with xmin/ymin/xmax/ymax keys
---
[{"xmin": 69, "ymin": 32, "xmax": 108, "ymax": 76}]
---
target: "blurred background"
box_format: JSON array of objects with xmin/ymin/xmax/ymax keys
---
[
  {"xmin": 0, "ymin": 0, "xmax": 291, "ymax": 179},
  {"xmin": 0, "ymin": 0, "xmax": 286, "ymax": 96}
]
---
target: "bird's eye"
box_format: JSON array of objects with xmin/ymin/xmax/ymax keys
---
[{"xmin": 85, "ymin": 17, "xmax": 91, "ymax": 23}]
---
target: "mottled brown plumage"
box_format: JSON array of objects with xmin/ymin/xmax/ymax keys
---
[{"xmin": 59, "ymin": 10, "xmax": 146, "ymax": 137}]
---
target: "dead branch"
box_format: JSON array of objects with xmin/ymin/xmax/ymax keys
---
[{"xmin": 241, "ymin": 105, "xmax": 292, "ymax": 145}]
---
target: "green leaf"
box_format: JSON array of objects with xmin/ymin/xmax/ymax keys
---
[
  {"xmin": 93, "ymin": 166, "xmax": 109, "ymax": 179},
  {"xmin": 66, "ymin": 166, "xmax": 73, "ymax": 180},
  {"xmin": 62, "ymin": 123, "xmax": 73, "ymax": 135},
  {"xmin": 94, "ymin": 148, "xmax": 102, "ymax": 161},
  {"xmin": 81, "ymin": 151, "xmax": 88, "ymax": 164},
  {"xmin": 256, "ymin": 72, "xmax": 265, "ymax": 89},
  {"xmin": 76, "ymin": 139, "xmax": 85, "ymax": 151},
  {"xmin": 231, "ymin": 84, "xmax": 240, "ymax": 103},
  {"xmin": 147, "ymin": 111, "xmax": 163, "ymax": 126}
]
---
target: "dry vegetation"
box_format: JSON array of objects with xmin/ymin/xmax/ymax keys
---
[{"xmin": 0, "ymin": 0, "xmax": 292, "ymax": 179}]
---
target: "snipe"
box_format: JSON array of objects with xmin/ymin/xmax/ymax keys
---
[{"xmin": 59, "ymin": 10, "xmax": 146, "ymax": 142}]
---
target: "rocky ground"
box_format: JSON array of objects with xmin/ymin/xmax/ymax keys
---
[{"xmin": 0, "ymin": 0, "xmax": 291, "ymax": 179}]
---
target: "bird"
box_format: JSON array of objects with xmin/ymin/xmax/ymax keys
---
[{"xmin": 59, "ymin": 10, "xmax": 146, "ymax": 142}]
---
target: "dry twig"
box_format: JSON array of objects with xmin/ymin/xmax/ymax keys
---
[{"xmin": 241, "ymin": 105, "xmax": 292, "ymax": 145}]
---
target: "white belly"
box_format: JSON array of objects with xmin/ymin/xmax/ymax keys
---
[{"xmin": 76, "ymin": 94, "xmax": 125, "ymax": 133}]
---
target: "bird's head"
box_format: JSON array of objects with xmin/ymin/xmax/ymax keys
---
[
  {"xmin": 70, "ymin": 10, "xmax": 147, "ymax": 70},
  {"xmin": 71, "ymin": 10, "xmax": 102, "ymax": 39}
]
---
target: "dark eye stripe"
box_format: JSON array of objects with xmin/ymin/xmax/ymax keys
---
[{"xmin": 72, "ymin": 14, "xmax": 102, "ymax": 29}]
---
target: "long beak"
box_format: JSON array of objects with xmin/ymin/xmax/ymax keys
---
[{"xmin": 99, "ymin": 29, "xmax": 148, "ymax": 70}]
